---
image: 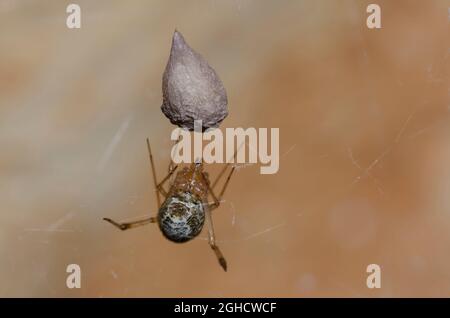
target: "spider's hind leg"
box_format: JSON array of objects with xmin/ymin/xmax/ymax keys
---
[{"xmin": 103, "ymin": 216, "xmax": 156, "ymax": 231}]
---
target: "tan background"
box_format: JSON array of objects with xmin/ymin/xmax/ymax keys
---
[{"xmin": 0, "ymin": 0, "xmax": 449, "ymax": 297}]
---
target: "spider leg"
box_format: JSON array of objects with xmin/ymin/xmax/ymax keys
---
[
  {"xmin": 211, "ymin": 162, "xmax": 230, "ymax": 190},
  {"xmin": 147, "ymin": 138, "xmax": 162, "ymax": 208},
  {"xmin": 206, "ymin": 141, "xmax": 241, "ymax": 209},
  {"xmin": 147, "ymin": 138, "xmax": 178, "ymax": 202},
  {"xmin": 203, "ymin": 167, "xmax": 235, "ymax": 211},
  {"xmin": 205, "ymin": 207, "xmax": 227, "ymax": 271},
  {"xmin": 103, "ymin": 216, "xmax": 156, "ymax": 231},
  {"xmin": 203, "ymin": 142, "xmax": 244, "ymax": 271},
  {"xmin": 102, "ymin": 140, "xmax": 178, "ymax": 230},
  {"xmin": 168, "ymin": 134, "xmax": 182, "ymax": 173},
  {"xmin": 156, "ymin": 164, "xmax": 178, "ymax": 198},
  {"xmin": 210, "ymin": 142, "xmax": 242, "ymax": 190}
]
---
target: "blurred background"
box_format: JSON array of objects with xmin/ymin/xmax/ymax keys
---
[{"xmin": 0, "ymin": 0, "xmax": 449, "ymax": 297}]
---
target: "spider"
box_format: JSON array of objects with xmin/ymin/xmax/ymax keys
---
[{"xmin": 103, "ymin": 138, "xmax": 236, "ymax": 271}]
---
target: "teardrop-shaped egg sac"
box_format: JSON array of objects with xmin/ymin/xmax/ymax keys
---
[{"xmin": 161, "ymin": 30, "xmax": 228, "ymax": 131}]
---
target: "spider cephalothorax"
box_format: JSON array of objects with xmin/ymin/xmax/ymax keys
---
[{"xmin": 157, "ymin": 192, "xmax": 205, "ymax": 243}]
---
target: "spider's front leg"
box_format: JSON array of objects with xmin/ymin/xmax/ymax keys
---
[
  {"xmin": 103, "ymin": 139, "xmax": 177, "ymax": 231},
  {"xmin": 203, "ymin": 165, "xmax": 235, "ymax": 211},
  {"xmin": 147, "ymin": 138, "xmax": 178, "ymax": 207}
]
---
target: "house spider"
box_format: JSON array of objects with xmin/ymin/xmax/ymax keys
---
[{"xmin": 103, "ymin": 138, "xmax": 236, "ymax": 271}]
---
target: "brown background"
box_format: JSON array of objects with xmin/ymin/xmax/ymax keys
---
[{"xmin": 0, "ymin": 0, "xmax": 449, "ymax": 297}]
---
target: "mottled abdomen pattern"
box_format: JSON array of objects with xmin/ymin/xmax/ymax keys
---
[{"xmin": 157, "ymin": 192, "xmax": 205, "ymax": 243}]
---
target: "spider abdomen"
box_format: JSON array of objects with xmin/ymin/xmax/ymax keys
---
[{"xmin": 157, "ymin": 192, "xmax": 205, "ymax": 243}]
